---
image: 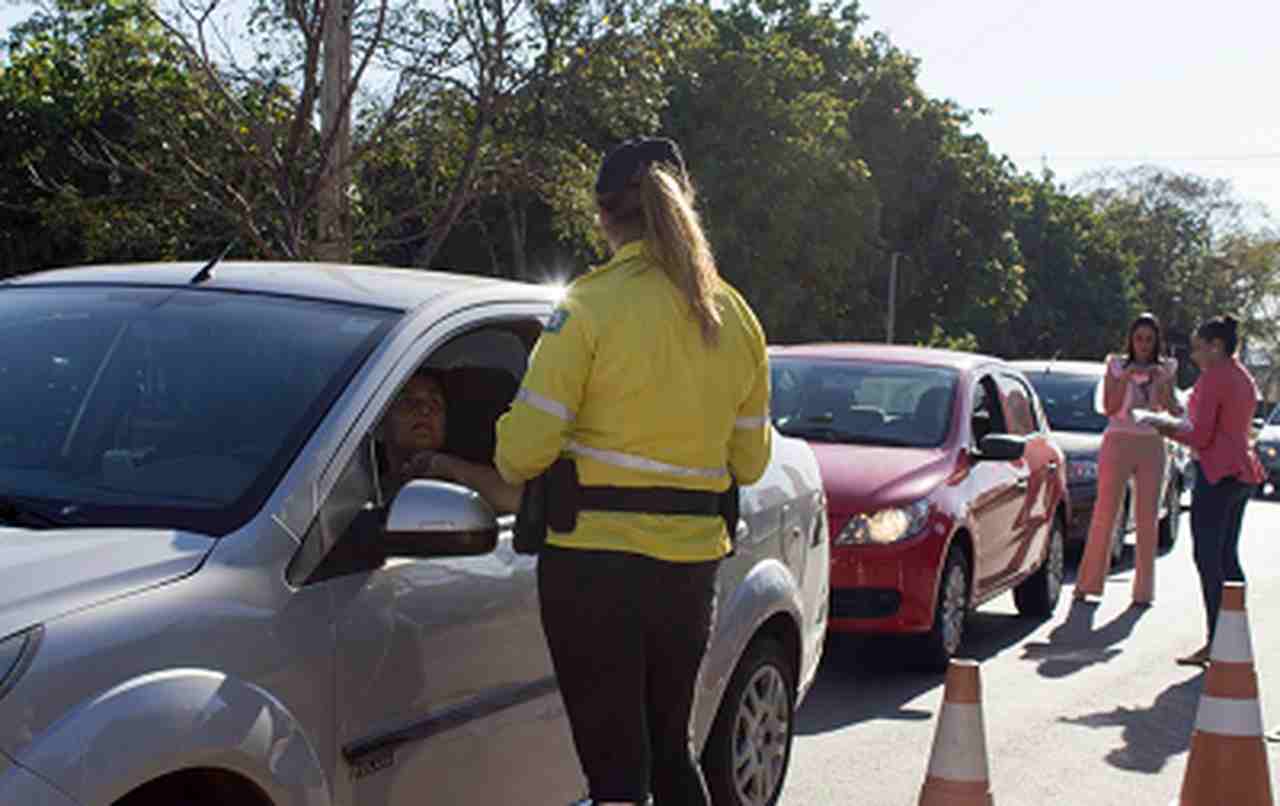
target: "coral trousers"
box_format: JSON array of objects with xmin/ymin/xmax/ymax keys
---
[{"xmin": 1076, "ymin": 431, "xmax": 1165, "ymax": 603}]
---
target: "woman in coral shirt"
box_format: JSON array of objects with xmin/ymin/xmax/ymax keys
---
[{"xmin": 1153, "ymin": 315, "xmax": 1264, "ymax": 666}]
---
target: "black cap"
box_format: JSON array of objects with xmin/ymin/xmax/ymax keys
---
[{"xmin": 595, "ymin": 137, "xmax": 686, "ymax": 195}]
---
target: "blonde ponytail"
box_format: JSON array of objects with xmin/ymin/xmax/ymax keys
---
[{"xmin": 638, "ymin": 165, "xmax": 723, "ymax": 346}]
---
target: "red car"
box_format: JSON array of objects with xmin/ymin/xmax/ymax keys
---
[{"xmin": 769, "ymin": 344, "xmax": 1069, "ymax": 668}]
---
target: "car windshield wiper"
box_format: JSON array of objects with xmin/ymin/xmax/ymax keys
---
[
  {"xmin": 776, "ymin": 424, "xmax": 859, "ymax": 443},
  {"xmin": 852, "ymin": 436, "xmax": 925, "ymax": 448},
  {"xmin": 776, "ymin": 424, "xmax": 927, "ymax": 448},
  {"xmin": 0, "ymin": 495, "xmax": 72, "ymax": 529}
]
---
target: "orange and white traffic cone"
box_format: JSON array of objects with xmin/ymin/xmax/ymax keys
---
[
  {"xmin": 1174, "ymin": 581, "xmax": 1273, "ymax": 805},
  {"xmin": 919, "ymin": 659, "xmax": 994, "ymax": 806}
]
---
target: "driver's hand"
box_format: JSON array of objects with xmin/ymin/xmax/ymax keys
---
[{"xmin": 401, "ymin": 450, "xmax": 443, "ymax": 480}]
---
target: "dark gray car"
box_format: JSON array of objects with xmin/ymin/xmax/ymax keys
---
[{"xmin": 1011, "ymin": 360, "xmax": 1187, "ymax": 559}]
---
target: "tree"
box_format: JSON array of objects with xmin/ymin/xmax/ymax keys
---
[
  {"xmin": 384, "ymin": 0, "xmax": 667, "ymax": 271},
  {"xmin": 0, "ymin": 0, "xmax": 231, "ymax": 274},
  {"xmin": 133, "ymin": 0, "xmax": 439, "ymax": 259},
  {"xmin": 844, "ymin": 35, "xmax": 1025, "ymax": 349},
  {"xmin": 1083, "ymin": 167, "xmax": 1280, "ymax": 359},
  {"xmin": 1001, "ymin": 171, "xmax": 1139, "ymax": 359},
  {"xmin": 660, "ymin": 0, "xmax": 880, "ymax": 342}
]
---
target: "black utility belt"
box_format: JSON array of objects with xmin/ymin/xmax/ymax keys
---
[{"xmin": 513, "ymin": 458, "xmax": 740, "ymax": 555}]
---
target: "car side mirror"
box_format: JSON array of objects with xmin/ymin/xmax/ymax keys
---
[
  {"xmin": 383, "ymin": 480, "xmax": 499, "ymax": 558},
  {"xmin": 975, "ymin": 434, "xmax": 1026, "ymax": 462}
]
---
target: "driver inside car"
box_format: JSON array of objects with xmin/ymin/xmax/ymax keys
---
[{"xmin": 379, "ymin": 368, "xmax": 522, "ymax": 513}]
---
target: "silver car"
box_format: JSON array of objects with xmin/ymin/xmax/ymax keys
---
[{"xmin": 0, "ymin": 262, "xmax": 828, "ymax": 806}]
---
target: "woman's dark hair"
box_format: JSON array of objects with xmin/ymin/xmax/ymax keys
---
[
  {"xmin": 1125, "ymin": 312, "xmax": 1166, "ymax": 365},
  {"xmin": 1197, "ymin": 315, "xmax": 1240, "ymax": 355}
]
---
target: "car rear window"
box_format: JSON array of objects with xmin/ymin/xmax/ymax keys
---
[{"xmin": 1022, "ymin": 372, "xmax": 1109, "ymax": 434}]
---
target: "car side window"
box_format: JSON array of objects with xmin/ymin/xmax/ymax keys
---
[
  {"xmin": 996, "ymin": 373, "xmax": 1039, "ymax": 436},
  {"xmin": 971, "ymin": 375, "xmax": 1007, "ymax": 444},
  {"xmin": 771, "ymin": 366, "xmax": 803, "ymax": 424},
  {"xmin": 288, "ymin": 319, "xmax": 536, "ymax": 585}
]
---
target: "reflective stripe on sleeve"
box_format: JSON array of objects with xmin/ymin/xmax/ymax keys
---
[
  {"xmin": 566, "ymin": 441, "xmax": 728, "ymax": 479},
  {"xmin": 735, "ymin": 415, "xmax": 769, "ymax": 430},
  {"xmin": 515, "ymin": 388, "xmax": 575, "ymax": 422}
]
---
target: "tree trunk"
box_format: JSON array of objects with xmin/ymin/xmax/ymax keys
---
[
  {"xmin": 504, "ymin": 193, "xmax": 528, "ymax": 280},
  {"xmin": 414, "ymin": 106, "xmax": 489, "ymax": 269},
  {"xmin": 316, "ymin": 0, "xmax": 352, "ymax": 262}
]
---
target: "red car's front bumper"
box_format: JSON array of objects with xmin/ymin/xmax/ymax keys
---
[{"xmin": 827, "ymin": 524, "xmax": 949, "ymax": 635}]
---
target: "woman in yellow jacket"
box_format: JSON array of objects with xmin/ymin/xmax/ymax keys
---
[{"xmin": 495, "ymin": 137, "xmax": 771, "ymax": 806}]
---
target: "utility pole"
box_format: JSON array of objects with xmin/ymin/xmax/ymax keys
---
[
  {"xmin": 886, "ymin": 251, "xmax": 901, "ymax": 344},
  {"xmin": 317, "ymin": 0, "xmax": 352, "ymax": 262}
]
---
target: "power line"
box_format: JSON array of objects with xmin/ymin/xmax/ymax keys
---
[
  {"xmin": 1012, "ymin": 153, "xmax": 1280, "ymax": 164},
  {"xmin": 1008, "ymin": 152, "xmax": 1280, "ymax": 166}
]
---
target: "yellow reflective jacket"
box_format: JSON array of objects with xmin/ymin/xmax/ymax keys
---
[{"xmin": 495, "ymin": 241, "xmax": 771, "ymax": 562}]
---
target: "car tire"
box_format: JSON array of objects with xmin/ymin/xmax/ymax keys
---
[
  {"xmin": 1158, "ymin": 478, "xmax": 1182, "ymax": 550},
  {"xmin": 1013, "ymin": 516, "xmax": 1064, "ymax": 618},
  {"xmin": 1110, "ymin": 492, "xmax": 1129, "ymax": 564},
  {"xmin": 913, "ymin": 545, "xmax": 969, "ymax": 672},
  {"xmin": 702, "ymin": 636, "xmax": 796, "ymax": 806}
]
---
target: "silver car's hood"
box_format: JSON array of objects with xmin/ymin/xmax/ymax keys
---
[{"xmin": 0, "ymin": 527, "xmax": 214, "ymax": 637}]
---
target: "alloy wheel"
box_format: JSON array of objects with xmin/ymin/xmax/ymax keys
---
[
  {"xmin": 731, "ymin": 664, "xmax": 791, "ymax": 806},
  {"xmin": 940, "ymin": 562, "xmax": 968, "ymax": 655},
  {"xmin": 1046, "ymin": 522, "xmax": 1065, "ymax": 602}
]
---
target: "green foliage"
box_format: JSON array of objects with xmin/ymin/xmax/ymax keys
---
[
  {"xmin": 0, "ymin": 0, "xmax": 230, "ymax": 273},
  {"xmin": 1001, "ymin": 171, "xmax": 1139, "ymax": 359},
  {"xmin": 1086, "ymin": 167, "xmax": 1280, "ymax": 353},
  {"xmin": 1, "ymin": 0, "xmax": 1275, "ymax": 379},
  {"xmin": 660, "ymin": 0, "xmax": 880, "ymax": 342},
  {"xmin": 919, "ymin": 324, "xmax": 979, "ymax": 354}
]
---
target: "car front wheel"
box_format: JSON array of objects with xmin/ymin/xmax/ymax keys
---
[
  {"xmin": 1110, "ymin": 492, "xmax": 1129, "ymax": 564},
  {"xmin": 702, "ymin": 637, "xmax": 796, "ymax": 806},
  {"xmin": 913, "ymin": 545, "xmax": 969, "ymax": 671},
  {"xmin": 1158, "ymin": 479, "xmax": 1182, "ymax": 550},
  {"xmin": 1013, "ymin": 516, "xmax": 1065, "ymax": 617}
]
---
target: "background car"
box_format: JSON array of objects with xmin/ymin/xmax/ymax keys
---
[
  {"xmin": 769, "ymin": 344, "xmax": 1069, "ymax": 669},
  {"xmin": 0, "ymin": 262, "xmax": 828, "ymax": 806},
  {"xmin": 1254, "ymin": 405, "xmax": 1280, "ymax": 497},
  {"xmin": 1011, "ymin": 360, "xmax": 1187, "ymax": 558}
]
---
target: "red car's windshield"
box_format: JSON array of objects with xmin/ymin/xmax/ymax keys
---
[{"xmin": 770, "ymin": 358, "xmax": 958, "ymax": 448}]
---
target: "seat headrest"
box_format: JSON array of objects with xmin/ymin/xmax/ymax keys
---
[{"xmin": 438, "ymin": 366, "xmax": 519, "ymax": 465}]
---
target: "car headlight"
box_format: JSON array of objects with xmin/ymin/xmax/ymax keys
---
[
  {"xmin": 835, "ymin": 499, "xmax": 931, "ymax": 546},
  {"xmin": 1067, "ymin": 458, "xmax": 1099, "ymax": 483},
  {"xmin": 1258, "ymin": 443, "xmax": 1279, "ymax": 461},
  {"xmin": 0, "ymin": 626, "xmax": 42, "ymax": 702}
]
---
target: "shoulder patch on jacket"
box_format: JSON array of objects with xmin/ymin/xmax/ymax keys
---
[{"xmin": 545, "ymin": 307, "xmax": 571, "ymax": 334}]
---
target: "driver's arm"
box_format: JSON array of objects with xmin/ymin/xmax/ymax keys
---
[{"xmin": 434, "ymin": 454, "xmax": 522, "ymax": 514}]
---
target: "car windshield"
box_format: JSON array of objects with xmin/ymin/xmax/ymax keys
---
[
  {"xmin": 0, "ymin": 285, "xmax": 397, "ymax": 534},
  {"xmin": 1023, "ymin": 371, "xmax": 1109, "ymax": 434},
  {"xmin": 770, "ymin": 358, "xmax": 958, "ymax": 448}
]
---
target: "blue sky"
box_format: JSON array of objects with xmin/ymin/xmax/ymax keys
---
[
  {"xmin": 856, "ymin": 0, "xmax": 1280, "ymax": 223},
  {"xmin": 3, "ymin": 0, "xmax": 1277, "ymax": 223}
]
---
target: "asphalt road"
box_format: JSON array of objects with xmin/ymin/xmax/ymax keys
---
[{"xmin": 781, "ymin": 495, "xmax": 1280, "ymax": 805}]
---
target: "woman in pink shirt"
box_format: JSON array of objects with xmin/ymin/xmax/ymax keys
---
[
  {"xmin": 1074, "ymin": 313, "xmax": 1180, "ymax": 606},
  {"xmin": 1153, "ymin": 315, "xmax": 1264, "ymax": 666}
]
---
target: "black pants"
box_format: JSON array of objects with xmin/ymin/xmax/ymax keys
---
[
  {"xmin": 538, "ymin": 545, "xmax": 718, "ymax": 806},
  {"xmin": 1189, "ymin": 462, "xmax": 1255, "ymax": 641}
]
